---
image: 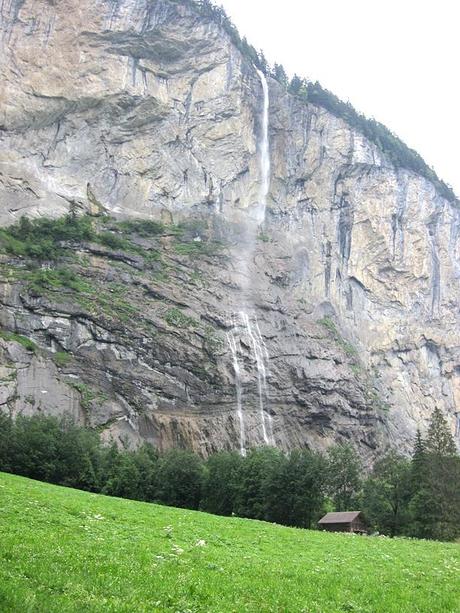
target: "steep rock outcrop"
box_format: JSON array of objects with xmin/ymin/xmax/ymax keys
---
[{"xmin": 1, "ymin": 0, "xmax": 459, "ymax": 458}]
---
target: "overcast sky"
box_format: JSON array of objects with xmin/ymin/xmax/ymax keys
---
[{"xmin": 220, "ymin": 0, "xmax": 460, "ymax": 196}]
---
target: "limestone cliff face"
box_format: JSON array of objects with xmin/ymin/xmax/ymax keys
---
[{"xmin": 1, "ymin": 0, "xmax": 459, "ymax": 459}]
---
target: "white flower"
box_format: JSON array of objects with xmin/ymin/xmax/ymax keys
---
[
  {"xmin": 171, "ymin": 544, "xmax": 184, "ymax": 555},
  {"xmin": 195, "ymin": 539, "xmax": 206, "ymax": 547}
]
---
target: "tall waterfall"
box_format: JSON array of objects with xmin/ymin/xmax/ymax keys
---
[
  {"xmin": 226, "ymin": 312, "xmax": 275, "ymax": 454},
  {"xmin": 227, "ymin": 69, "xmax": 274, "ymax": 454},
  {"xmin": 256, "ymin": 69, "xmax": 270, "ymax": 224},
  {"xmin": 241, "ymin": 312, "xmax": 274, "ymax": 446},
  {"xmin": 226, "ymin": 330, "xmax": 246, "ymax": 456}
]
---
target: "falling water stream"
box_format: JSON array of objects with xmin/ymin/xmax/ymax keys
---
[
  {"xmin": 226, "ymin": 69, "xmax": 274, "ymax": 453},
  {"xmin": 226, "ymin": 330, "xmax": 246, "ymax": 456},
  {"xmin": 256, "ymin": 69, "xmax": 271, "ymax": 223},
  {"xmin": 241, "ymin": 312, "xmax": 275, "ymax": 446}
]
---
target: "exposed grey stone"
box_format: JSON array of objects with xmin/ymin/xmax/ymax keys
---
[{"xmin": 0, "ymin": 0, "xmax": 459, "ymax": 460}]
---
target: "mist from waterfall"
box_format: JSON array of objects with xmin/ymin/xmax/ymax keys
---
[{"xmin": 226, "ymin": 68, "xmax": 274, "ymax": 454}]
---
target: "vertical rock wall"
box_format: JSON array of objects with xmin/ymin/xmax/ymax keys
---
[{"xmin": 1, "ymin": 0, "xmax": 459, "ymax": 457}]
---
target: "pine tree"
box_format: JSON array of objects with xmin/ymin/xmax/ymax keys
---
[
  {"xmin": 425, "ymin": 408, "xmax": 457, "ymax": 456},
  {"xmin": 410, "ymin": 429, "xmax": 427, "ymax": 493},
  {"xmin": 288, "ymin": 74, "xmax": 303, "ymax": 95},
  {"xmin": 408, "ymin": 429, "xmax": 432, "ymax": 538},
  {"xmin": 410, "ymin": 411, "xmax": 460, "ymax": 540},
  {"xmin": 257, "ymin": 50, "xmax": 268, "ymax": 74},
  {"xmin": 272, "ymin": 63, "xmax": 288, "ymax": 87}
]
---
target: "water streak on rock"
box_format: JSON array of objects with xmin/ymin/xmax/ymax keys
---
[
  {"xmin": 226, "ymin": 330, "xmax": 246, "ymax": 456},
  {"xmin": 256, "ymin": 68, "xmax": 271, "ymax": 224}
]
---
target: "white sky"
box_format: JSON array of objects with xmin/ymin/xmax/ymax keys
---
[{"xmin": 220, "ymin": 0, "xmax": 460, "ymax": 196}]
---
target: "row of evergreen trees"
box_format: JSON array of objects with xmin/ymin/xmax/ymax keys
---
[{"xmin": 0, "ymin": 409, "xmax": 458, "ymax": 541}]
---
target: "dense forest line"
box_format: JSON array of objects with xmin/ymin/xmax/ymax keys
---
[
  {"xmin": 0, "ymin": 408, "xmax": 458, "ymax": 541},
  {"xmin": 177, "ymin": 0, "xmax": 457, "ymax": 203}
]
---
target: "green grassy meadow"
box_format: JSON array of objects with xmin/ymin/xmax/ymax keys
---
[{"xmin": 0, "ymin": 472, "xmax": 459, "ymax": 612}]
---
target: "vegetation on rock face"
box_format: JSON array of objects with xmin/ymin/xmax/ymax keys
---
[
  {"xmin": 318, "ymin": 316, "xmax": 358, "ymax": 357},
  {"xmin": 173, "ymin": 240, "xmax": 221, "ymax": 256},
  {"xmin": 52, "ymin": 351, "xmax": 72, "ymax": 367},
  {"xmin": 0, "ymin": 214, "xmax": 94, "ymax": 259},
  {"xmin": 1, "ymin": 471, "xmax": 459, "ymax": 612},
  {"xmin": 0, "ymin": 410, "xmax": 458, "ymax": 541},
  {"xmin": 25, "ymin": 267, "xmax": 93, "ymax": 294},
  {"xmin": 0, "ymin": 213, "xmax": 220, "ymax": 264},
  {"xmin": 0, "ymin": 329, "xmax": 37, "ymax": 353},
  {"xmin": 0, "ymin": 213, "xmax": 162, "ymax": 262},
  {"xmin": 0, "ymin": 213, "xmax": 221, "ymax": 332},
  {"xmin": 70, "ymin": 383, "xmax": 108, "ymax": 416},
  {"xmin": 164, "ymin": 307, "xmax": 198, "ymax": 329},
  {"xmin": 116, "ymin": 218, "xmax": 166, "ymax": 237}
]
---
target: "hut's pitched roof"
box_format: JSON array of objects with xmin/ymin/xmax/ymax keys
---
[{"xmin": 318, "ymin": 511, "xmax": 362, "ymax": 524}]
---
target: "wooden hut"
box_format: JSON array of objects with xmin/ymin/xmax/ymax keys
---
[{"xmin": 318, "ymin": 511, "xmax": 368, "ymax": 534}]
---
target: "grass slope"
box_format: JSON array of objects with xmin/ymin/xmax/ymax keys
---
[{"xmin": 0, "ymin": 473, "xmax": 459, "ymax": 613}]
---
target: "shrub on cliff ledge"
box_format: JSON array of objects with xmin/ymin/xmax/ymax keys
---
[
  {"xmin": 164, "ymin": 307, "xmax": 198, "ymax": 329},
  {"xmin": 0, "ymin": 214, "xmax": 95, "ymax": 259},
  {"xmin": 0, "ymin": 329, "xmax": 37, "ymax": 353}
]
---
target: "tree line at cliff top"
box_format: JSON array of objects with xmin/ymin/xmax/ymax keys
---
[
  {"xmin": 0, "ymin": 408, "xmax": 459, "ymax": 542},
  {"xmin": 172, "ymin": 0, "xmax": 456, "ymax": 203}
]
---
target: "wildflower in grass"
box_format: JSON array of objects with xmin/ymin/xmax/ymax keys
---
[
  {"xmin": 195, "ymin": 539, "xmax": 206, "ymax": 547},
  {"xmin": 171, "ymin": 544, "xmax": 184, "ymax": 555}
]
